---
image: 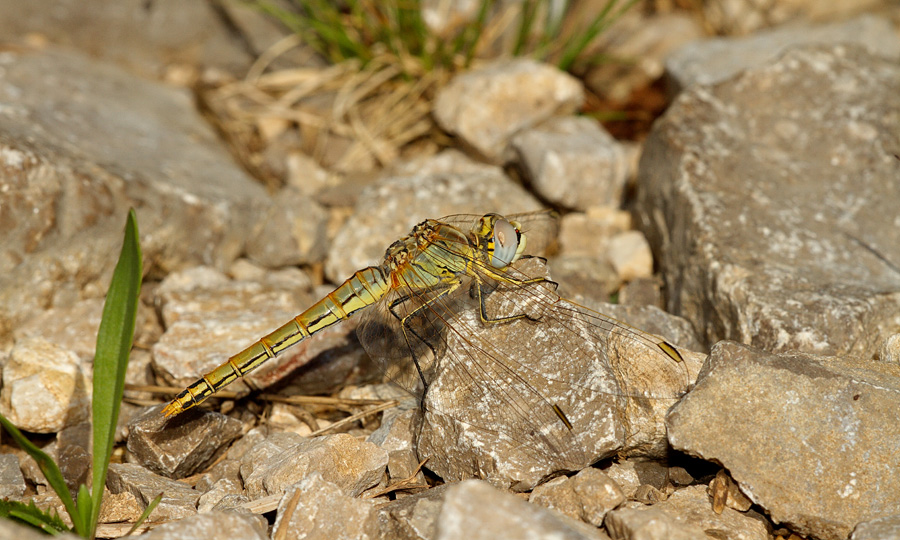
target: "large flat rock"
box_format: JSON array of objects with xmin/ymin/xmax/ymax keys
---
[
  {"xmin": 0, "ymin": 47, "xmax": 270, "ymax": 349},
  {"xmin": 635, "ymin": 44, "xmax": 900, "ymax": 358},
  {"xmin": 667, "ymin": 341, "xmax": 900, "ymax": 540}
]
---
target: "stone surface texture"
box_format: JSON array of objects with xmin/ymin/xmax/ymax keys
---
[
  {"xmin": 0, "ymin": 337, "xmax": 91, "ymax": 433},
  {"xmin": 667, "ymin": 341, "xmax": 900, "ymax": 540},
  {"xmin": 0, "ymin": 0, "xmax": 253, "ymax": 78},
  {"xmin": 0, "ymin": 453, "xmax": 26, "ymax": 499},
  {"xmin": 241, "ymin": 432, "xmax": 388, "ymax": 499},
  {"xmin": 510, "ymin": 116, "xmax": 629, "ymax": 211},
  {"xmin": 130, "ymin": 510, "xmax": 268, "ymax": 540},
  {"xmin": 852, "ymin": 514, "xmax": 900, "ymax": 540},
  {"xmin": 636, "ymin": 44, "xmax": 900, "ymax": 358},
  {"xmin": 415, "ymin": 257, "xmax": 703, "ymax": 490},
  {"xmin": 434, "ymin": 480, "xmax": 608, "ymax": 540},
  {"xmin": 0, "ymin": 47, "xmax": 270, "ymax": 351},
  {"xmin": 529, "ymin": 468, "xmax": 625, "ymax": 527},
  {"xmin": 666, "ymin": 14, "xmax": 900, "ymax": 92},
  {"xmin": 106, "ymin": 463, "xmax": 200, "ymax": 522},
  {"xmin": 433, "ymin": 58, "xmax": 583, "ymax": 162},
  {"xmin": 271, "ymin": 473, "xmax": 380, "ymax": 540},
  {"xmin": 127, "ymin": 405, "xmax": 243, "ymax": 479}
]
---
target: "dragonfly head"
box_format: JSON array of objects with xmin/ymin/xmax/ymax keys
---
[{"xmin": 479, "ymin": 214, "xmax": 528, "ymax": 268}]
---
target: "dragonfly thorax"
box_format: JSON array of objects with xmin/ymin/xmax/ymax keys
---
[{"xmin": 382, "ymin": 219, "xmax": 475, "ymax": 290}]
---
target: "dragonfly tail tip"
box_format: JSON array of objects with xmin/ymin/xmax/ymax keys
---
[{"xmin": 161, "ymin": 401, "xmax": 182, "ymax": 418}]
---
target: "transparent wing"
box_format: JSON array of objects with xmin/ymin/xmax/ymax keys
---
[
  {"xmin": 434, "ymin": 210, "xmax": 560, "ymax": 256},
  {"xmin": 354, "ymin": 214, "xmax": 696, "ymax": 489}
]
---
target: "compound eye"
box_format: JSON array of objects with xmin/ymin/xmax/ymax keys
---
[{"xmin": 490, "ymin": 219, "xmax": 520, "ymax": 268}]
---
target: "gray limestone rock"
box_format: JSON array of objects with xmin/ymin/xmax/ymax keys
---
[
  {"xmin": 852, "ymin": 515, "xmax": 900, "ymax": 540},
  {"xmin": 637, "ymin": 44, "xmax": 900, "ymax": 358},
  {"xmin": 433, "ymin": 58, "xmax": 583, "ymax": 163},
  {"xmin": 605, "ymin": 504, "xmax": 707, "ymax": 540},
  {"xmin": 0, "ymin": 337, "xmax": 90, "ymax": 433},
  {"xmin": 0, "ymin": 454, "xmax": 25, "ymax": 500},
  {"xmin": 128, "ymin": 405, "xmax": 243, "ymax": 479},
  {"xmin": 245, "ymin": 186, "xmax": 330, "ymax": 268},
  {"xmin": 666, "ymin": 15, "xmax": 900, "ymax": 92},
  {"xmin": 667, "ymin": 341, "xmax": 900, "ymax": 540},
  {"xmin": 271, "ymin": 473, "xmax": 380, "ymax": 540},
  {"xmin": 0, "ymin": 0, "xmax": 252, "ymax": 78},
  {"xmin": 415, "ymin": 257, "xmax": 703, "ymax": 491},
  {"xmin": 129, "ymin": 510, "xmax": 268, "ymax": 540},
  {"xmin": 651, "ymin": 485, "xmax": 769, "ymax": 540},
  {"xmin": 435, "ymin": 480, "xmax": 608, "ymax": 540},
  {"xmin": 0, "ymin": 47, "xmax": 270, "ymax": 350},
  {"xmin": 241, "ymin": 432, "xmax": 388, "ymax": 499},
  {"xmin": 510, "ymin": 116, "xmax": 630, "ymax": 211},
  {"xmin": 529, "ymin": 468, "xmax": 626, "ymax": 527},
  {"xmin": 366, "ymin": 401, "xmax": 425, "ymax": 485},
  {"xmin": 106, "ymin": 463, "xmax": 200, "ymax": 522}
]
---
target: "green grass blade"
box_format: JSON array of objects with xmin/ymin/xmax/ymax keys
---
[
  {"xmin": 8, "ymin": 510, "xmax": 63, "ymax": 535},
  {"xmin": 556, "ymin": 0, "xmax": 638, "ymax": 71},
  {"xmin": 89, "ymin": 209, "xmax": 142, "ymax": 539},
  {"xmin": 512, "ymin": 0, "xmax": 540, "ymax": 57},
  {"xmin": 0, "ymin": 499, "xmax": 71, "ymax": 535},
  {"xmin": 455, "ymin": 0, "xmax": 495, "ymax": 67},
  {"xmin": 0, "ymin": 414, "xmax": 85, "ymax": 535},
  {"xmin": 75, "ymin": 485, "xmax": 92, "ymax": 538},
  {"xmin": 125, "ymin": 493, "xmax": 162, "ymax": 536}
]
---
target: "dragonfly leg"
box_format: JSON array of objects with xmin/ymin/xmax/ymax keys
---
[
  {"xmin": 388, "ymin": 284, "xmax": 458, "ymax": 391},
  {"xmin": 473, "ymin": 274, "xmax": 559, "ymax": 325}
]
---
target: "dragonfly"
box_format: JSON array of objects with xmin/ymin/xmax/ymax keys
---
[{"xmin": 163, "ymin": 211, "xmax": 693, "ymax": 489}]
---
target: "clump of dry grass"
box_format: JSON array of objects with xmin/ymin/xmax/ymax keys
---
[{"xmin": 202, "ymin": 0, "xmax": 638, "ymax": 186}]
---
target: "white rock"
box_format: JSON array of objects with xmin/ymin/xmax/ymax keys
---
[
  {"xmin": 511, "ymin": 116, "xmax": 629, "ymax": 210},
  {"xmin": 0, "ymin": 337, "xmax": 91, "ymax": 433},
  {"xmin": 433, "ymin": 58, "xmax": 583, "ymax": 162},
  {"xmin": 608, "ymin": 230, "xmax": 653, "ymax": 282}
]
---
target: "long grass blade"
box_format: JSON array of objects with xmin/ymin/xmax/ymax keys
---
[
  {"xmin": 0, "ymin": 414, "xmax": 85, "ymax": 535},
  {"xmin": 556, "ymin": 0, "xmax": 638, "ymax": 71},
  {"xmin": 125, "ymin": 493, "xmax": 162, "ymax": 536},
  {"xmin": 89, "ymin": 209, "xmax": 142, "ymax": 539}
]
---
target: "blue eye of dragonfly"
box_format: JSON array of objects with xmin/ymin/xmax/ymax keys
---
[{"xmin": 490, "ymin": 218, "xmax": 521, "ymax": 268}]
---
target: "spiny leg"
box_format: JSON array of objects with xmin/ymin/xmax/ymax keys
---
[
  {"xmin": 388, "ymin": 284, "xmax": 457, "ymax": 392},
  {"xmin": 473, "ymin": 271, "xmax": 557, "ymax": 325}
]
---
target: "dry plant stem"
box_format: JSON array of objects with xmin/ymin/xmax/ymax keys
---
[
  {"xmin": 365, "ymin": 458, "xmax": 431, "ymax": 498},
  {"xmin": 259, "ymin": 393, "xmax": 387, "ymax": 407},
  {"xmin": 95, "ymin": 522, "xmax": 152, "ymax": 538},
  {"xmin": 333, "ymin": 58, "xmax": 401, "ymax": 118},
  {"xmin": 272, "ymin": 488, "xmax": 303, "ymax": 540},
  {"xmin": 308, "ymin": 400, "xmax": 398, "ymax": 437},
  {"xmin": 245, "ymin": 33, "xmax": 305, "ymax": 82},
  {"xmin": 475, "ymin": 3, "xmax": 522, "ymax": 56},
  {"xmin": 210, "ymin": 36, "xmax": 443, "ymax": 175},
  {"xmin": 241, "ymin": 493, "xmax": 283, "ymax": 514},
  {"xmin": 280, "ymin": 404, "xmax": 321, "ymax": 432}
]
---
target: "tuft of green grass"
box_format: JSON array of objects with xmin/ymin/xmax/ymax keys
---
[
  {"xmin": 250, "ymin": 0, "xmax": 639, "ymax": 76},
  {"xmin": 0, "ymin": 499, "xmax": 70, "ymax": 535},
  {"xmin": 0, "ymin": 209, "xmax": 159, "ymax": 538}
]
